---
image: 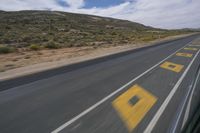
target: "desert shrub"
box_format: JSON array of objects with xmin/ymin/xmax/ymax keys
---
[
  {"xmin": 141, "ymin": 35, "xmax": 156, "ymax": 42},
  {"xmin": 65, "ymin": 43, "xmax": 73, "ymax": 47},
  {"xmin": 0, "ymin": 45, "xmax": 15, "ymax": 54},
  {"xmin": 2, "ymin": 36, "xmax": 12, "ymax": 44},
  {"xmin": 29, "ymin": 44, "xmax": 40, "ymax": 51},
  {"xmin": 5, "ymin": 26, "xmax": 11, "ymax": 30},
  {"xmin": 45, "ymin": 41, "xmax": 60, "ymax": 49},
  {"xmin": 48, "ymin": 32, "xmax": 54, "ymax": 35},
  {"xmin": 31, "ymin": 36, "xmax": 42, "ymax": 43},
  {"xmin": 58, "ymin": 39, "xmax": 65, "ymax": 43},
  {"xmin": 41, "ymin": 37, "xmax": 48, "ymax": 42},
  {"xmin": 111, "ymin": 32, "xmax": 117, "ymax": 35},
  {"xmin": 0, "ymin": 32, "xmax": 3, "ymax": 36},
  {"xmin": 22, "ymin": 36, "xmax": 33, "ymax": 42}
]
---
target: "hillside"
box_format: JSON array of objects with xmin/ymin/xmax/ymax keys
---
[{"xmin": 0, "ymin": 10, "xmax": 192, "ymax": 53}]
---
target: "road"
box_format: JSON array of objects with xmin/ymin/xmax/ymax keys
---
[{"xmin": 0, "ymin": 34, "xmax": 200, "ymax": 133}]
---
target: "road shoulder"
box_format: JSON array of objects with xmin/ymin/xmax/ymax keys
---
[{"xmin": 0, "ymin": 34, "xmax": 195, "ymax": 81}]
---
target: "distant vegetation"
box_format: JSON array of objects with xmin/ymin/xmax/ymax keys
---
[
  {"xmin": 0, "ymin": 45, "xmax": 15, "ymax": 54},
  {"xmin": 0, "ymin": 10, "xmax": 194, "ymax": 54}
]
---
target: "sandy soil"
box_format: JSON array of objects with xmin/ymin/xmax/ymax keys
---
[{"xmin": 0, "ymin": 34, "xmax": 195, "ymax": 81}]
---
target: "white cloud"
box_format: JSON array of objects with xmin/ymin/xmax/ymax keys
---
[
  {"xmin": 68, "ymin": 2, "xmax": 131, "ymax": 16},
  {"xmin": 0, "ymin": 0, "xmax": 59, "ymax": 10},
  {"xmin": 120, "ymin": 0, "xmax": 200, "ymax": 29},
  {"xmin": 64, "ymin": 0, "xmax": 85, "ymax": 8},
  {"xmin": 0, "ymin": 0, "xmax": 199, "ymax": 29}
]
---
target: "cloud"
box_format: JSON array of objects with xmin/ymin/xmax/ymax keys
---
[
  {"xmin": 0, "ymin": 0, "xmax": 59, "ymax": 10},
  {"xmin": 120, "ymin": 0, "xmax": 200, "ymax": 29},
  {"xmin": 70, "ymin": 2, "xmax": 131, "ymax": 16},
  {"xmin": 64, "ymin": 0, "xmax": 85, "ymax": 8},
  {"xmin": 0, "ymin": 0, "xmax": 199, "ymax": 29}
]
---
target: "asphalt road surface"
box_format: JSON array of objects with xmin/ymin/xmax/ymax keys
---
[{"xmin": 0, "ymin": 34, "xmax": 200, "ymax": 133}]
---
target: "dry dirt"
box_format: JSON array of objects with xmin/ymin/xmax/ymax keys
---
[{"xmin": 0, "ymin": 34, "xmax": 195, "ymax": 80}]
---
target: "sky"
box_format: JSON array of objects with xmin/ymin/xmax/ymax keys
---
[{"xmin": 0, "ymin": 0, "xmax": 200, "ymax": 29}]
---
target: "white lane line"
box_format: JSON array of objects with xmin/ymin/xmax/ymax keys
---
[
  {"xmin": 181, "ymin": 60, "xmax": 200, "ymax": 129},
  {"xmin": 144, "ymin": 49, "xmax": 200, "ymax": 133},
  {"xmin": 51, "ymin": 42, "xmax": 191, "ymax": 133},
  {"xmin": 170, "ymin": 84, "xmax": 192, "ymax": 133}
]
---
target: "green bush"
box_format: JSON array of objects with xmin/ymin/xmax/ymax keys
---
[
  {"xmin": 0, "ymin": 45, "xmax": 15, "ymax": 54},
  {"xmin": 45, "ymin": 41, "xmax": 60, "ymax": 49},
  {"xmin": 29, "ymin": 44, "xmax": 40, "ymax": 51}
]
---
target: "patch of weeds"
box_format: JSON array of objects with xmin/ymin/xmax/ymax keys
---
[
  {"xmin": 0, "ymin": 45, "xmax": 15, "ymax": 54},
  {"xmin": 45, "ymin": 41, "xmax": 61, "ymax": 49},
  {"xmin": 29, "ymin": 44, "xmax": 40, "ymax": 51}
]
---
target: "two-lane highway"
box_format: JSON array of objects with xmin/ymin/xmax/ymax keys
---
[{"xmin": 0, "ymin": 35, "xmax": 200, "ymax": 133}]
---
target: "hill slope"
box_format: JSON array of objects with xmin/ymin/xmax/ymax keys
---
[{"xmin": 0, "ymin": 10, "xmax": 191, "ymax": 51}]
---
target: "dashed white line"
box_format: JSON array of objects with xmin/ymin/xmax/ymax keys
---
[
  {"xmin": 52, "ymin": 41, "xmax": 192, "ymax": 133},
  {"xmin": 144, "ymin": 49, "xmax": 200, "ymax": 133}
]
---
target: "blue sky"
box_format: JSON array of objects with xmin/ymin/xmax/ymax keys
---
[
  {"xmin": 0, "ymin": 0, "xmax": 199, "ymax": 29},
  {"xmin": 57, "ymin": 0, "xmax": 129, "ymax": 8},
  {"xmin": 84, "ymin": 0, "xmax": 126, "ymax": 8}
]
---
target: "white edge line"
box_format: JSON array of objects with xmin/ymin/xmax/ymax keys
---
[
  {"xmin": 51, "ymin": 41, "xmax": 192, "ymax": 133},
  {"xmin": 181, "ymin": 62, "xmax": 200, "ymax": 129},
  {"xmin": 144, "ymin": 49, "xmax": 200, "ymax": 133},
  {"xmin": 171, "ymin": 84, "xmax": 192, "ymax": 133}
]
